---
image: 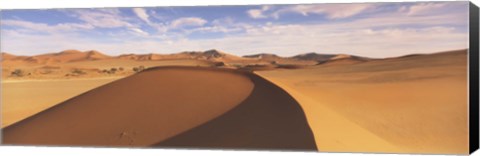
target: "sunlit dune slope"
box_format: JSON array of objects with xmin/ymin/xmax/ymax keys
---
[
  {"xmin": 3, "ymin": 67, "xmax": 254, "ymax": 147},
  {"xmin": 3, "ymin": 66, "xmax": 317, "ymax": 151},
  {"xmin": 155, "ymin": 70, "xmax": 317, "ymax": 151},
  {"xmin": 257, "ymin": 49, "xmax": 468, "ymax": 154},
  {"xmin": 1, "ymin": 77, "xmax": 120, "ymax": 128}
]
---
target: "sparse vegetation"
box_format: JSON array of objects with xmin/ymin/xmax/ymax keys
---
[
  {"xmin": 231, "ymin": 64, "xmax": 243, "ymax": 68},
  {"xmin": 133, "ymin": 65, "xmax": 145, "ymax": 72},
  {"xmin": 110, "ymin": 68, "xmax": 118, "ymax": 72},
  {"xmin": 69, "ymin": 69, "xmax": 86, "ymax": 76},
  {"xmin": 213, "ymin": 62, "xmax": 225, "ymax": 67},
  {"xmin": 100, "ymin": 67, "xmax": 121, "ymax": 74},
  {"xmin": 11, "ymin": 69, "xmax": 25, "ymax": 77},
  {"xmin": 72, "ymin": 69, "xmax": 86, "ymax": 74}
]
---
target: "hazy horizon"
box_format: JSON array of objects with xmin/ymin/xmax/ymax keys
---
[
  {"xmin": 0, "ymin": 2, "xmax": 469, "ymax": 57},
  {"xmin": 0, "ymin": 48, "xmax": 468, "ymax": 59}
]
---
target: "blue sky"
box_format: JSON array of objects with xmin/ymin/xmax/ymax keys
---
[{"xmin": 0, "ymin": 1, "xmax": 469, "ymax": 57}]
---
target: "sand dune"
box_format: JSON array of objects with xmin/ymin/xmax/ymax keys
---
[
  {"xmin": 21, "ymin": 50, "xmax": 112, "ymax": 64},
  {"xmin": 3, "ymin": 66, "xmax": 317, "ymax": 151},
  {"xmin": 1, "ymin": 49, "xmax": 263, "ymax": 80},
  {"xmin": 243, "ymin": 52, "xmax": 370, "ymax": 66},
  {"xmin": 292, "ymin": 52, "xmax": 337, "ymax": 62},
  {"xmin": 2, "ymin": 49, "xmax": 352, "ymax": 80},
  {"xmin": 243, "ymin": 53, "xmax": 319, "ymax": 66},
  {"xmin": 1, "ymin": 49, "xmax": 468, "ymax": 154},
  {"xmin": 257, "ymin": 49, "xmax": 468, "ymax": 154},
  {"xmin": 3, "ymin": 67, "xmax": 253, "ymax": 146},
  {"xmin": 155, "ymin": 70, "xmax": 317, "ymax": 151},
  {"xmin": 317, "ymin": 55, "xmax": 369, "ymax": 66},
  {"xmin": 1, "ymin": 77, "xmax": 120, "ymax": 128},
  {"xmin": 1, "ymin": 52, "xmax": 18, "ymax": 61},
  {"xmin": 116, "ymin": 49, "xmax": 249, "ymax": 62}
]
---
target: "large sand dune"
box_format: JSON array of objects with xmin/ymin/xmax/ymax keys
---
[
  {"xmin": 1, "ymin": 77, "xmax": 119, "ymax": 127},
  {"xmin": 257, "ymin": 49, "xmax": 468, "ymax": 154},
  {"xmin": 1, "ymin": 49, "xmax": 468, "ymax": 154},
  {"xmin": 155, "ymin": 70, "xmax": 317, "ymax": 151},
  {"xmin": 3, "ymin": 66, "xmax": 317, "ymax": 151}
]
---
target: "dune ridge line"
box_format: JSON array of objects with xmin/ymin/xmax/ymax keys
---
[{"xmin": 3, "ymin": 66, "xmax": 317, "ymax": 151}]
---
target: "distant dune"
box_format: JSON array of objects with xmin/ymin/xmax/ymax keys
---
[
  {"xmin": 12, "ymin": 50, "xmax": 112, "ymax": 64},
  {"xmin": 1, "ymin": 49, "xmax": 376, "ymax": 80},
  {"xmin": 317, "ymin": 54, "xmax": 370, "ymax": 66},
  {"xmin": 3, "ymin": 66, "xmax": 317, "ymax": 151},
  {"xmin": 115, "ymin": 49, "xmax": 247, "ymax": 62},
  {"xmin": 291, "ymin": 52, "xmax": 337, "ymax": 62},
  {"xmin": 1, "ymin": 52, "xmax": 17, "ymax": 61}
]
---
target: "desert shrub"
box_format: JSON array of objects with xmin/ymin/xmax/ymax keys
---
[
  {"xmin": 213, "ymin": 62, "xmax": 225, "ymax": 67},
  {"xmin": 71, "ymin": 69, "xmax": 86, "ymax": 76},
  {"xmin": 231, "ymin": 64, "xmax": 243, "ymax": 68},
  {"xmin": 11, "ymin": 69, "xmax": 25, "ymax": 77},
  {"xmin": 133, "ymin": 65, "xmax": 145, "ymax": 72},
  {"xmin": 118, "ymin": 67, "xmax": 124, "ymax": 71},
  {"xmin": 103, "ymin": 68, "xmax": 117, "ymax": 74}
]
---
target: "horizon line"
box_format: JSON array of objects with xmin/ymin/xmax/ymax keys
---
[{"xmin": 0, "ymin": 48, "xmax": 469, "ymax": 59}]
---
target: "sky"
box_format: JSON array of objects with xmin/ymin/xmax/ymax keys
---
[{"xmin": 0, "ymin": 1, "xmax": 470, "ymax": 58}]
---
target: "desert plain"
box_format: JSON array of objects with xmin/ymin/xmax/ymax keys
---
[{"xmin": 0, "ymin": 49, "xmax": 469, "ymax": 154}]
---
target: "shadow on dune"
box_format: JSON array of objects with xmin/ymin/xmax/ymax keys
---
[
  {"xmin": 2, "ymin": 66, "xmax": 316, "ymax": 151},
  {"xmin": 154, "ymin": 70, "xmax": 317, "ymax": 151}
]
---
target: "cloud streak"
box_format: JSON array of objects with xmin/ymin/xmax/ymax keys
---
[
  {"xmin": 400, "ymin": 2, "xmax": 448, "ymax": 16},
  {"xmin": 170, "ymin": 17, "xmax": 208, "ymax": 28},
  {"xmin": 273, "ymin": 3, "xmax": 376, "ymax": 19},
  {"xmin": 71, "ymin": 9, "xmax": 134, "ymax": 28},
  {"xmin": 2, "ymin": 19, "xmax": 94, "ymax": 33},
  {"xmin": 132, "ymin": 8, "xmax": 151, "ymax": 24},
  {"xmin": 247, "ymin": 6, "xmax": 270, "ymax": 19}
]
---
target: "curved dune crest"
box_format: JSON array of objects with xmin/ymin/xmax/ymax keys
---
[
  {"xmin": 155, "ymin": 72, "xmax": 317, "ymax": 151},
  {"xmin": 3, "ymin": 66, "xmax": 317, "ymax": 151},
  {"xmin": 3, "ymin": 67, "xmax": 254, "ymax": 147}
]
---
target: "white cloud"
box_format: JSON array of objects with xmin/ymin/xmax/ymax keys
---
[
  {"xmin": 246, "ymin": 6, "xmax": 270, "ymax": 19},
  {"xmin": 273, "ymin": 3, "xmax": 375, "ymax": 19},
  {"xmin": 212, "ymin": 17, "xmax": 235, "ymax": 26},
  {"xmin": 188, "ymin": 25, "xmax": 242, "ymax": 34},
  {"xmin": 2, "ymin": 20, "xmax": 467, "ymax": 58},
  {"xmin": 132, "ymin": 8, "xmax": 151, "ymax": 23},
  {"xmin": 1, "ymin": 9, "xmax": 149, "ymax": 39},
  {"xmin": 71, "ymin": 9, "xmax": 133, "ymax": 28},
  {"xmin": 401, "ymin": 2, "xmax": 447, "ymax": 16},
  {"xmin": 1, "ymin": 19, "xmax": 93, "ymax": 33},
  {"xmin": 170, "ymin": 17, "xmax": 207, "ymax": 28},
  {"xmin": 188, "ymin": 17, "xmax": 243, "ymax": 34},
  {"xmin": 129, "ymin": 27, "xmax": 149, "ymax": 36},
  {"xmin": 247, "ymin": 9, "xmax": 266, "ymax": 19}
]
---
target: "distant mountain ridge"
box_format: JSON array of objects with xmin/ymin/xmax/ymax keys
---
[
  {"xmin": 1, "ymin": 49, "xmax": 365, "ymax": 63},
  {"xmin": 291, "ymin": 52, "xmax": 337, "ymax": 62},
  {"xmin": 9, "ymin": 49, "xmax": 466, "ymax": 67}
]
